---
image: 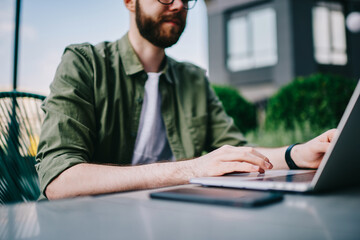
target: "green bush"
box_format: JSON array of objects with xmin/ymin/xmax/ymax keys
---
[
  {"xmin": 265, "ymin": 73, "xmax": 357, "ymax": 131},
  {"xmin": 246, "ymin": 121, "xmax": 327, "ymax": 147},
  {"xmin": 212, "ymin": 84, "xmax": 257, "ymax": 134}
]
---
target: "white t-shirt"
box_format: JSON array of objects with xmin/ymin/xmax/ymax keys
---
[{"xmin": 131, "ymin": 72, "xmax": 174, "ymax": 165}]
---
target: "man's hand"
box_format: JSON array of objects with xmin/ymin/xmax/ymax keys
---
[
  {"xmin": 291, "ymin": 129, "xmax": 337, "ymax": 169},
  {"xmin": 188, "ymin": 145, "xmax": 273, "ymax": 178}
]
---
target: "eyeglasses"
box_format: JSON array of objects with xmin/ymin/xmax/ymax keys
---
[{"xmin": 158, "ymin": 0, "xmax": 197, "ymax": 10}]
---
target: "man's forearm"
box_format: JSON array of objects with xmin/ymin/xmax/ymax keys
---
[
  {"xmin": 45, "ymin": 161, "xmax": 194, "ymax": 200},
  {"xmin": 45, "ymin": 130, "xmax": 336, "ymax": 200},
  {"xmin": 45, "ymin": 144, "xmax": 300, "ymax": 200}
]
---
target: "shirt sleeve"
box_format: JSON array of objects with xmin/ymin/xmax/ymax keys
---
[
  {"xmin": 205, "ymin": 78, "xmax": 248, "ymax": 151},
  {"xmin": 35, "ymin": 45, "xmax": 96, "ymax": 199}
]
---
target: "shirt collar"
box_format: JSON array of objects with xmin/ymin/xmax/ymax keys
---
[
  {"xmin": 117, "ymin": 33, "xmax": 174, "ymax": 84},
  {"xmin": 117, "ymin": 33, "xmax": 144, "ymax": 76}
]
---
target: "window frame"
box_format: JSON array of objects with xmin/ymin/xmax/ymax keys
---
[
  {"xmin": 224, "ymin": 1, "xmax": 278, "ymax": 74},
  {"xmin": 312, "ymin": 1, "xmax": 348, "ymax": 66}
]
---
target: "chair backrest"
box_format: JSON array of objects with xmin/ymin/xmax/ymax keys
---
[{"xmin": 0, "ymin": 91, "xmax": 46, "ymax": 204}]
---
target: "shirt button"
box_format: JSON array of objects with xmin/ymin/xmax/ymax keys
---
[{"xmin": 136, "ymin": 97, "xmax": 143, "ymax": 104}]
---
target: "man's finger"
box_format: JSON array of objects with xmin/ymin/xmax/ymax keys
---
[
  {"xmin": 219, "ymin": 150, "xmax": 273, "ymax": 170},
  {"xmin": 326, "ymin": 129, "xmax": 337, "ymax": 142},
  {"xmin": 248, "ymin": 148, "xmax": 271, "ymax": 163},
  {"xmin": 223, "ymin": 162, "xmax": 265, "ymax": 174},
  {"xmin": 318, "ymin": 129, "xmax": 337, "ymax": 143}
]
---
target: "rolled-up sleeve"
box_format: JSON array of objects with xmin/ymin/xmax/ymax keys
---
[{"xmin": 35, "ymin": 45, "xmax": 96, "ymax": 199}]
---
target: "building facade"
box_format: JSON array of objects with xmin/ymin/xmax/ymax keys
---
[{"xmin": 205, "ymin": 0, "xmax": 360, "ymax": 102}]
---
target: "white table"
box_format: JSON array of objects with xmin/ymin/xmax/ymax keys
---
[{"xmin": 1, "ymin": 185, "xmax": 360, "ymax": 240}]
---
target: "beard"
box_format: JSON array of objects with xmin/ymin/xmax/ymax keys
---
[{"xmin": 135, "ymin": 0, "xmax": 186, "ymax": 48}]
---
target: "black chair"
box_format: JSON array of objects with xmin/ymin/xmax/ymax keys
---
[{"xmin": 0, "ymin": 91, "xmax": 46, "ymax": 204}]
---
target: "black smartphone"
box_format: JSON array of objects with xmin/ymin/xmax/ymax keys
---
[{"xmin": 150, "ymin": 187, "xmax": 283, "ymax": 207}]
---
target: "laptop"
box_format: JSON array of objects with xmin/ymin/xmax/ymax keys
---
[{"xmin": 191, "ymin": 80, "xmax": 360, "ymax": 193}]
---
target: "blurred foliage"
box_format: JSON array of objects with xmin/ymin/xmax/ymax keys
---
[
  {"xmin": 245, "ymin": 121, "xmax": 328, "ymax": 147},
  {"xmin": 213, "ymin": 73, "xmax": 356, "ymax": 147},
  {"xmin": 265, "ymin": 73, "xmax": 356, "ymax": 131},
  {"xmin": 212, "ymin": 84, "xmax": 257, "ymax": 134}
]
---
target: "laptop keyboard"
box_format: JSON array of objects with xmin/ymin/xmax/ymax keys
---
[{"xmin": 251, "ymin": 172, "xmax": 316, "ymax": 183}]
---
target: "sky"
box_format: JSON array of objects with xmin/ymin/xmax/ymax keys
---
[{"xmin": 0, "ymin": 0, "xmax": 208, "ymax": 94}]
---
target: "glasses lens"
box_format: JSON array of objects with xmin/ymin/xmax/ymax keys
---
[
  {"xmin": 158, "ymin": 0, "xmax": 197, "ymax": 10},
  {"xmin": 184, "ymin": 0, "xmax": 197, "ymax": 10}
]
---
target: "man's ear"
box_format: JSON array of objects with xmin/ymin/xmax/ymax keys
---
[{"xmin": 124, "ymin": 0, "xmax": 136, "ymax": 12}]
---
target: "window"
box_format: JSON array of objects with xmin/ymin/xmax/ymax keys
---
[
  {"xmin": 312, "ymin": 2, "xmax": 347, "ymax": 65},
  {"xmin": 226, "ymin": 7, "xmax": 278, "ymax": 72}
]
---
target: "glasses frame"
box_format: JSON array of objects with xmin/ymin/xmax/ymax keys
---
[{"xmin": 157, "ymin": 0, "xmax": 198, "ymax": 10}]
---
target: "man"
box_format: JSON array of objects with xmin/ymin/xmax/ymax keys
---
[{"xmin": 36, "ymin": 0, "xmax": 335, "ymax": 200}]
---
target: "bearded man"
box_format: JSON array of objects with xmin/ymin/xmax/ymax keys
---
[{"xmin": 36, "ymin": 0, "xmax": 335, "ymax": 200}]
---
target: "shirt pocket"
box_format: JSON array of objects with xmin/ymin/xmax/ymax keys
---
[{"xmin": 186, "ymin": 114, "xmax": 208, "ymax": 156}]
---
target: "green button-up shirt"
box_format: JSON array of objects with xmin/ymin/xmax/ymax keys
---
[{"xmin": 35, "ymin": 34, "xmax": 247, "ymax": 199}]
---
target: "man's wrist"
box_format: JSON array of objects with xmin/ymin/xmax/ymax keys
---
[
  {"xmin": 288, "ymin": 143, "xmax": 307, "ymax": 169},
  {"xmin": 285, "ymin": 143, "xmax": 300, "ymax": 169},
  {"xmin": 172, "ymin": 159, "xmax": 199, "ymax": 182}
]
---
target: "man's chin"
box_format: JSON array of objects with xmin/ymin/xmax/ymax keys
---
[
  {"xmin": 153, "ymin": 39, "xmax": 180, "ymax": 49},
  {"xmin": 156, "ymin": 32, "xmax": 182, "ymax": 48}
]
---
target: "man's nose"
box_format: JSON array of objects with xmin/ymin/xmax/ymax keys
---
[{"xmin": 169, "ymin": 0, "xmax": 185, "ymax": 11}]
